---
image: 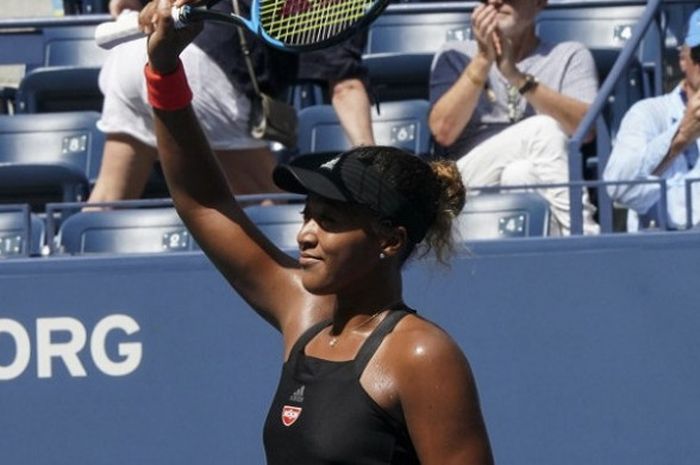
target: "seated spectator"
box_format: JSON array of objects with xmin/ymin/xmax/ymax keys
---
[
  {"xmin": 428, "ymin": 0, "xmax": 599, "ymax": 235},
  {"xmin": 603, "ymin": 9, "xmax": 700, "ymax": 230},
  {"xmin": 88, "ymin": 0, "xmax": 375, "ymax": 206},
  {"xmin": 298, "ymin": 32, "xmax": 375, "ymax": 147},
  {"xmin": 88, "ymin": 0, "xmax": 290, "ymax": 205}
]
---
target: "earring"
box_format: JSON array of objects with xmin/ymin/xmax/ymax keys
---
[{"xmin": 379, "ymin": 252, "xmax": 386, "ymax": 260}]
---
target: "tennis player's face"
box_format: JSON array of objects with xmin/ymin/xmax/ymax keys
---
[{"xmin": 297, "ymin": 196, "xmax": 382, "ymax": 295}]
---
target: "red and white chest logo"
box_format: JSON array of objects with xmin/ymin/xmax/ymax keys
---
[{"xmin": 281, "ymin": 405, "xmax": 302, "ymax": 426}]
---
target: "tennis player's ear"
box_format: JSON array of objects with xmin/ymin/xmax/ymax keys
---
[{"xmin": 379, "ymin": 226, "xmax": 408, "ymax": 260}]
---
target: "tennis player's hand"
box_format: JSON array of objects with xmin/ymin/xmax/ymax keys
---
[
  {"xmin": 142, "ymin": 0, "xmax": 203, "ymax": 74},
  {"xmin": 471, "ymin": 3, "xmax": 498, "ymax": 63}
]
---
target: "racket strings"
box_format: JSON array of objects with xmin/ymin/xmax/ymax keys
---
[{"xmin": 260, "ymin": 0, "xmax": 370, "ymax": 45}]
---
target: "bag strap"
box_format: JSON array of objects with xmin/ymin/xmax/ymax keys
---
[{"xmin": 232, "ymin": 0, "xmax": 261, "ymax": 97}]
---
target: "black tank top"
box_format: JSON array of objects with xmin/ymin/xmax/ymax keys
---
[{"xmin": 263, "ymin": 310, "xmax": 420, "ymax": 465}]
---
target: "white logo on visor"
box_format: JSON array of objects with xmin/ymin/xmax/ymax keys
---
[{"xmin": 320, "ymin": 156, "xmax": 341, "ymax": 171}]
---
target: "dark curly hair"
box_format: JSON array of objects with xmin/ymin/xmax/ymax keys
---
[{"xmin": 353, "ymin": 146, "xmax": 466, "ymax": 264}]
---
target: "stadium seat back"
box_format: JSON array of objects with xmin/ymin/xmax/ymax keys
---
[
  {"xmin": 57, "ymin": 208, "xmax": 197, "ymax": 254},
  {"xmin": 244, "ymin": 204, "xmax": 303, "ymax": 252},
  {"xmin": 297, "ymin": 100, "xmax": 431, "ymax": 156},
  {"xmin": 454, "ymin": 192, "xmax": 550, "ymax": 241},
  {"xmin": 0, "ymin": 206, "xmax": 44, "ymax": 257},
  {"xmin": 0, "ymin": 112, "xmax": 104, "ymax": 207},
  {"xmin": 365, "ymin": 10, "xmax": 471, "ymax": 55},
  {"xmin": 15, "ymin": 66, "xmax": 103, "ymax": 113},
  {"xmin": 41, "ymin": 25, "xmax": 108, "ymax": 68},
  {"xmin": 364, "ymin": 9, "xmax": 471, "ymax": 101}
]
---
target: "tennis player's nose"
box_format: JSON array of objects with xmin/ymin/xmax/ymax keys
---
[{"xmin": 297, "ymin": 219, "xmax": 319, "ymax": 250}]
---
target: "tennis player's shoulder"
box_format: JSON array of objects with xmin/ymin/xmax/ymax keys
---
[{"xmin": 386, "ymin": 312, "xmax": 469, "ymax": 370}]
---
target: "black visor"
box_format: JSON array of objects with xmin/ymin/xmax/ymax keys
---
[{"xmin": 273, "ymin": 150, "xmax": 428, "ymax": 243}]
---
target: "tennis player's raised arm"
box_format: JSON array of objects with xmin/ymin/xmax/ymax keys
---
[{"xmin": 145, "ymin": 0, "xmax": 310, "ymax": 332}]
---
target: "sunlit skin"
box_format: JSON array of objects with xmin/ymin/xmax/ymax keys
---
[
  {"xmin": 297, "ymin": 196, "xmax": 386, "ymax": 296},
  {"xmin": 481, "ymin": 0, "xmax": 543, "ymax": 40},
  {"xmin": 145, "ymin": 0, "xmax": 495, "ymax": 462}
]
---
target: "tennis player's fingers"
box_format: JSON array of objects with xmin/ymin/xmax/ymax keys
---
[{"xmin": 146, "ymin": 0, "xmax": 201, "ymax": 72}]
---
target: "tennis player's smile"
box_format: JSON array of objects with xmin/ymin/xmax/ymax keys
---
[{"xmin": 299, "ymin": 253, "xmax": 322, "ymax": 267}]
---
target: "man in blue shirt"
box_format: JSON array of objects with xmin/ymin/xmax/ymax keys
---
[{"xmin": 603, "ymin": 9, "xmax": 700, "ymax": 230}]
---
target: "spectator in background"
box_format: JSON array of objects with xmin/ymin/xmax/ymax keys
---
[
  {"xmin": 88, "ymin": 0, "xmax": 375, "ymax": 206},
  {"xmin": 428, "ymin": 0, "xmax": 599, "ymax": 235},
  {"xmin": 88, "ymin": 0, "xmax": 288, "ymax": 204},
  {"xmin": 298, "ymin": 33, "xmax": 375, "ymax": 147},
  {"xmin": 603, "ymin": 10, "xmax": 700, "ymax": 231}
]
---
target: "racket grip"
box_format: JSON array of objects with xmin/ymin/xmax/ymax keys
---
[{"xmin": 94, "ymin": 7, "xmax": 187, "ymax": 50}]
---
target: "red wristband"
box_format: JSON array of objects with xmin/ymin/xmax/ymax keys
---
[{"xmin": 144, "ymin": 59, "xmax": 193, "ymax": 111}]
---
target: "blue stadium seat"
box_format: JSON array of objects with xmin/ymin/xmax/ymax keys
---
[
  {"xmin": 244, "ymin": 203, "xmax": 304, "ymax": 252},
  {"xmin": 0, "ymin": 112, "xmax": 104, "ymax": 209},
  {"xmin": 56, "ymin": 207, "xmax": 197, "ymax": 255},
  {"xmin": 0, "ymin": 205, "xmax": 45, "ymax": 257},
  {"xmin": 297, "ymin": 99, "xmax": 431, "ymax": 156},
  {"xmin": 15, "ymin": 66, "xmax": 103, "ymax": 113},
  {"xmin": 39, "ymin": 25, "xmax": 108, "ymax": 69},
  {"xmin": 16, "ymin": 24, "xmax": 108, "ymax": 113},
  {"xmin": 454, "ymin": 192, "xmax": 550, "ymax": 240},
  {"xmin": 364, "ymin": 7, "xmax": 471, "ymax": 101},
  {"xmin": 536, "ymin": 3, "xmax": 662, "ymax": 138}
]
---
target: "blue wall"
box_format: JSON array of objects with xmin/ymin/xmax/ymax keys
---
[{"xmin": 1, "ymin": 232, "xmax": 699, "ymax": 465}]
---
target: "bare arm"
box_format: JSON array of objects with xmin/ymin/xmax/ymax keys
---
[
  {"xmin": 653, "ymin": 87, "xmax": 700, "ymax": 175},
  {"xmin": 330, "ymin": 78, "xmax": 375, "ymax": 146},
  {"xmin": 395, "ymin": 325, "xmax": 494, "ymax": 465},
  {"xmin": 496, "ymin": 33, "xmax": 591, "ymax": 138},
  {"xmin": 510, "ymin": 72, "xmax": 590, "ymax": 137},
  {"xmin": 429, "ymin": 4, "xmax": 498, "ymax": 147},
  {"xmin": 429, "ymin": 54, "xmax": 491, "ymax": 147},
  {"xmin": 109, "ymin": 0, "xmax": 144, "ymax": 16},
  {"xmin": 145, "ymin": 0, "xmax": 320, "ymax": 333}
]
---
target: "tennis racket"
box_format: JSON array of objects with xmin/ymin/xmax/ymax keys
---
[{"xmin": 95, "ymin": 0, "xmax": 389, "ymax": 52}]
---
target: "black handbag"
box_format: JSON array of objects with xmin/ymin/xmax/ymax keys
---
[
  {"xmin": 233, "ymin": 0, "xmax": 298, "ymax": 148},
  {"xmin": 249, "ymin": 92, "xmax": 298, "ymax": 148}
]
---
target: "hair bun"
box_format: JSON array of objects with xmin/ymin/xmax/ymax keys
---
[{"xmin": 430, "ymin": 160, "xmax": 466, "ymax": 218}]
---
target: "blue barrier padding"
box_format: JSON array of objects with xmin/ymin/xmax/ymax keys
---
[{"xmin": 1, "ymin": 232, "xmax": 700, "ymax": 465}]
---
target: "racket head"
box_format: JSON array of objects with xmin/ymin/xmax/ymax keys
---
[{"xmin": 253, "ymin": 0, "xmax": 389, "ymax": 51}]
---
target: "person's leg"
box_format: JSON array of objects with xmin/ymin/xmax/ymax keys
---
[
  {"xmin": 457, "ymin": 115, "xmax": 599, "ymax": 235},
  {"xmin": 213, "ymin": 147, "xmax": 283, "ymax": 196},
  {"xmin": 86, "ymin": 134, "xmax": 158, "ymax": 206},
  {"xmin": 329, "ymin": 78, "xmax": 374, "ymax": 147}
]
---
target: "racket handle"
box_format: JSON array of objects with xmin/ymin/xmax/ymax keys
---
[{"xmin": 94, "ymin": 7, "xmax": 187, "ymax": 50}]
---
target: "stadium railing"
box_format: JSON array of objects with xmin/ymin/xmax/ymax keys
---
[
  {"xmin": 44, "ymin": 194, "xmax": 306, "ymax": 255},
  {"xmin": 567, "ymin": 0, "xmax": 663, "ymax": 235}
]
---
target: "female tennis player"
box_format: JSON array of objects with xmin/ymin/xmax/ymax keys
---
[{"xmin": 142, "ymin": 1, "xmax": 494, "ymax": 463}]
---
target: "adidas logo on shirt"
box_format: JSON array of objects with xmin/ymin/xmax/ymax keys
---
[{"xmin": 289, "ymin": 385, "xmax": 305, "ymax": 403}]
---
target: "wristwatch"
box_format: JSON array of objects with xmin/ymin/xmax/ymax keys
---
[{"xmin": 518, "ymin": 74, "xmax": 539, "ymax": 95}]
